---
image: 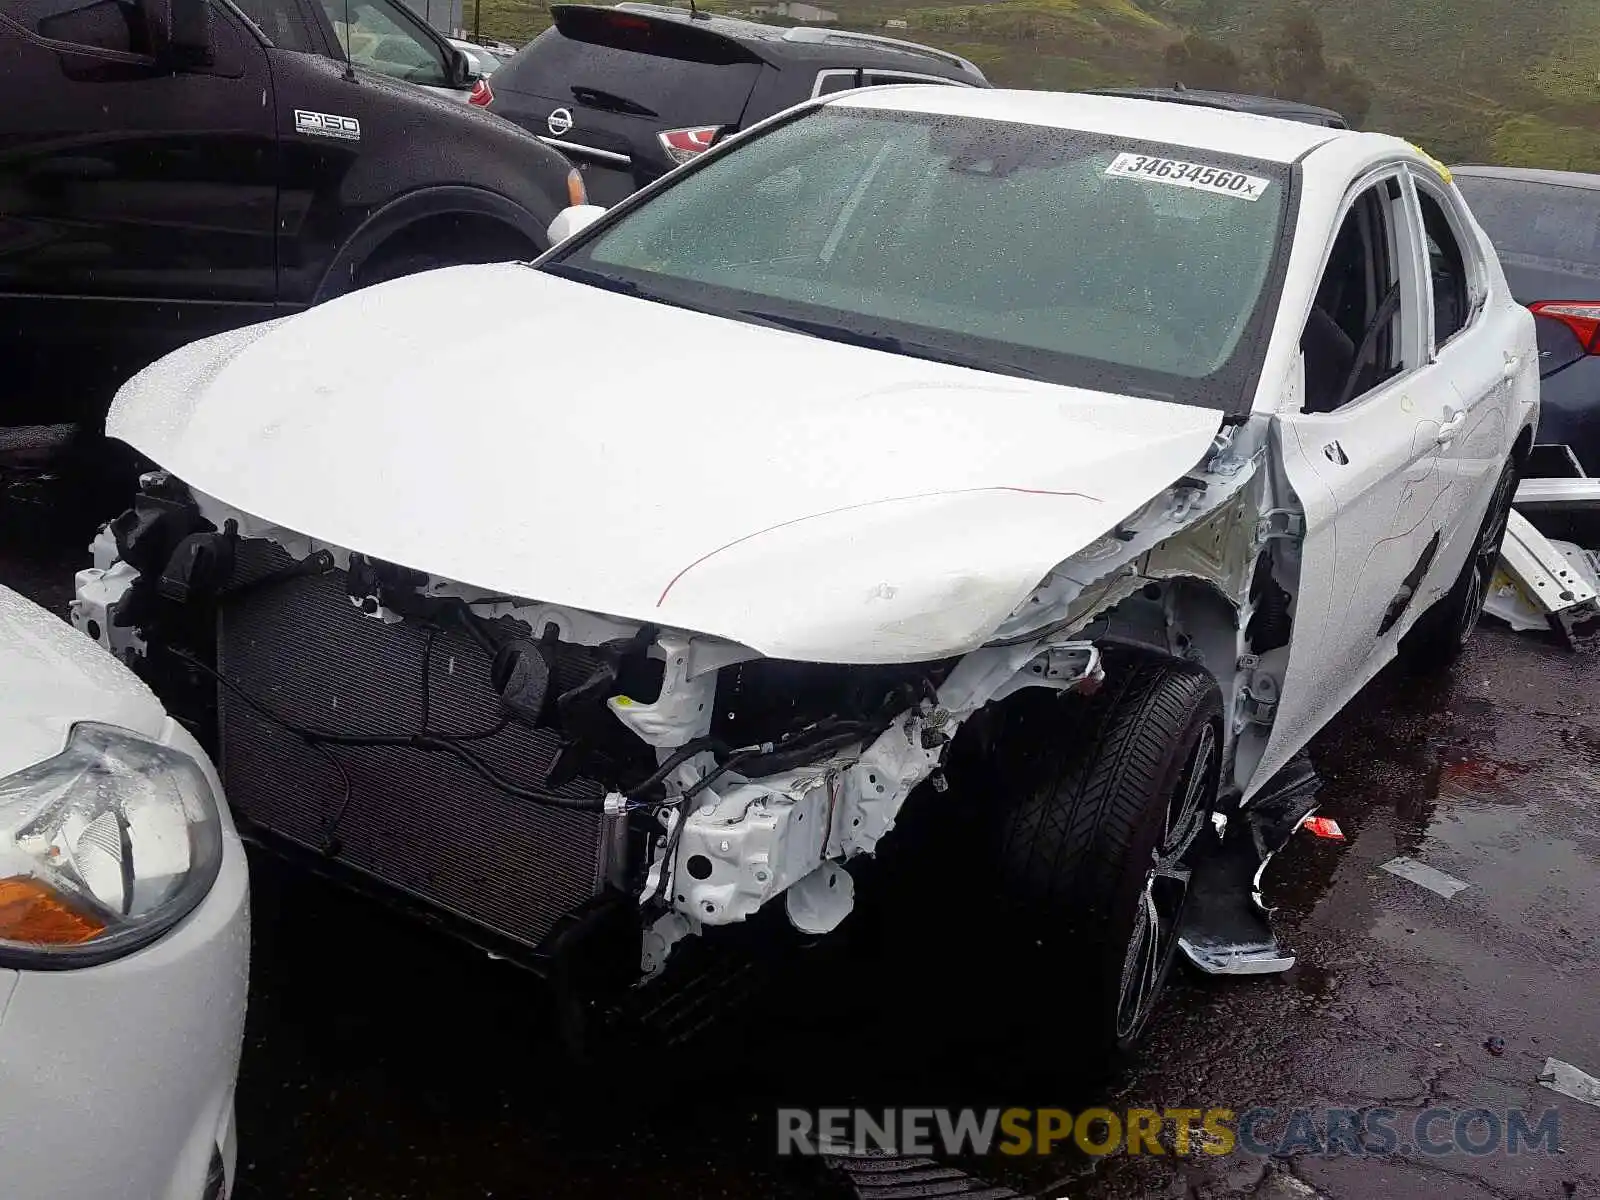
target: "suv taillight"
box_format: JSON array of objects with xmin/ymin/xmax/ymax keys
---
[
  {"xmin": 469, "ymin": 77, "xmax": 493, "ymax": 107},
  {"xmin": 1530, "ymin": 301, "xmax": 1600, "ymax": 353},
  {"xmin": 657, "ymin": 126, "xmax": 721, "ymax": 165}
]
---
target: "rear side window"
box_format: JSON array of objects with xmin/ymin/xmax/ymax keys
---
[
  {"xmin": 497, "ymin": 23, "xmax": 762, "ymax": 125},
  {"xmin": 1455, "ymin": 176, "xmax": 1600, "ymax": 277},
  {"xmin": 1416, "ymin": 191, "xmax": 1471, "ymax": 344}
]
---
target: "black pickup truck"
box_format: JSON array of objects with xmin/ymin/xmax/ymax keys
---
[{"xmin": 1, "ymin": 0, "xmax": 578, "ymax": 483}]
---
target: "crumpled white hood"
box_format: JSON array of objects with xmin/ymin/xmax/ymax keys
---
[
  {"xmin": 0, "ymin": 587, "xmax": 165, "ymax": 779},
  {"xmin": 109, "ymin": 264, "xmax": 1225, "ymax": 662}
]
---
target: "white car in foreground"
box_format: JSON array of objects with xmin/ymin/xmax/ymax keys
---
[
  {"xmin": 71, "ymin": 87, "xmax": 1533, "ymax": 1058},
  {"xmin": 1, "ymin": 587, "xmax": 247, "ymax": 1199}
]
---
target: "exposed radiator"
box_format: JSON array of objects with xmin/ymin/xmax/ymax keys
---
[{"xmin": 217, "ymin": 558, "xmax": 616, "ymax": 951}]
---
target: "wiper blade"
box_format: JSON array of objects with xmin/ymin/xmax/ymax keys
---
[
  {"xmin": 570, "ymin": 84, "xmax": 658, "ymax": 118},
  {"xmin": 735, "ymin": 309, "xmax": 1048, "ymax": 381},
  {"xmin": 543, "ymin": 263, "xmax": 717, "ymax": 317},
  {"xmin": 542, "ymin": 262, "xmax": 645, "ymax": 297}
]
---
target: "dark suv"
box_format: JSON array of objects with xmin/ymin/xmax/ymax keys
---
[
  {"xmin": 0, "ymin": 0, "xmax": 579, "ymax": 472},
  {"xmin": 487, "ymin": 3, "xmax": 988, "ymax": 206}
]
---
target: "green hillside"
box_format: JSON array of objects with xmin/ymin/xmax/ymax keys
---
[
  {"xmin": 463, "ymin": 0, "xmax": 1600, "ymax": 170},
  {"xmin": 1165, "ymin": 0, "xmax": 1600, "ymax": 168}
]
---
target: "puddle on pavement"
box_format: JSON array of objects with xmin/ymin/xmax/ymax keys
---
[{"xmin": 231, "ymin": 622, "xmax": 1600, "ymax": 1200}]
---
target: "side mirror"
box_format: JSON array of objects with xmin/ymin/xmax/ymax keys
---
[
  {"xmin": 547, "ymin": 205, "xmax": 607, "ymax": 244},
  {"xmin": 448, "ymin": 47, "xmax": 474, "ymax": 88},
  {"xmin": 153, "ymin": 0, "xmax": 213, "ymax": 68}
]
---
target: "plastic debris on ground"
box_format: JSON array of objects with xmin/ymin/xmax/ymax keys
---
[
  {"xmin": 1378, "ymin": 856, "xmax": 1470, "ymax": 899},
  {"xmin": 1491, "ymin": 479, "xmax": 1600, "ymax": 647},
  {"xmin": 1539, "ymin": 1058, "xmax": 1600, "ymax": 1108},
  {"xmin": 1300, "ymin": 815, "xmax": 1345, "ymax": 841}
]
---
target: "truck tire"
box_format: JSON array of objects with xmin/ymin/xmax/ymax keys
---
[
  {"xmin": 349, "ymin": 222, "xmax": 544, "ymax": 292},
  {"xmin": 984, "ymin": 649, "xmax": 1223, "ymax": 1059},
  {"xmin": 1404, "ymin": 455, "xmax": 1518, "ymax": 672}
]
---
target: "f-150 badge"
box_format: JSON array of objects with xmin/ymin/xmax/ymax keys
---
[{"xmin": 294, "ymin": 110, "xmax": 361, "ymax": 141}]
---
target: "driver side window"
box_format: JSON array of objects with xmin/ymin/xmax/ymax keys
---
[
  {"xmin": 315, "ymin": 0, "xmax": 447, "ymax": 87},
  {"xmin": 1301, "ymin": 177, "xmax": 1414, "ymax": 413}
]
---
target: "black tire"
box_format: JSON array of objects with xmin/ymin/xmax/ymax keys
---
[
  {"xmin": 983, "ymin": 649, "xmax": 1223, "ymax": 1060},
  {"xmin": 1404, "ymin": 455, "xmax": 1519, "ymax": 672}
]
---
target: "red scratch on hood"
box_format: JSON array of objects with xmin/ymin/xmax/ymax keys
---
[{"xmin": 655, "ymin": 484, "xmax": 1099, "ymax": 607}]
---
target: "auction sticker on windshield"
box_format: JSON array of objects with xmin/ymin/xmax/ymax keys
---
[{"xmin": 1105, "ymin": 153, "xmax": 1270, "ymax": 201}]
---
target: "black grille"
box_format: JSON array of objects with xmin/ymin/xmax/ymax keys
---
[{"xmin": 217, "ymin": 559, "xmax": 614, "ymax": 951}]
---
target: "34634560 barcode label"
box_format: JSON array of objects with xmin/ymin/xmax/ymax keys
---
[{"xmin": 1104, "ymin": 153, "xmax": 1270, "ymax": 201}]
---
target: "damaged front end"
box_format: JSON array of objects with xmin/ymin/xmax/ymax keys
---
[{"xmin": 73, "ymin": 409, "xmax": 1306, "ymax": 1006}]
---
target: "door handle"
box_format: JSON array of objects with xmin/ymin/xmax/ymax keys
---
[{"xmin": 1435, "ymin": 408, "xmax": 1467, "ymax": 444}]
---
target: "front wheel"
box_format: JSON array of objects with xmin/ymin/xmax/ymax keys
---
[
  {"xmin": 1405, "ymin": 455, "xmax": 1519, "ymax": 672},
  {"xmin": 983, "ymin": 649, "xmax": 1224, "ymax": 1060},
  {"xmin": 343, "ymin": 221, "xmax": 545, "ymax": 294}
]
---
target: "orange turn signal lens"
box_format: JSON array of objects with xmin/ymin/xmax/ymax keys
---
[
  {"xmin": 566, "ymin": 168, "xmax": 588, "ymax": 208},
  {"xmin": 0, "ymin": 876, "xmax": 106, "ymax": 946}
]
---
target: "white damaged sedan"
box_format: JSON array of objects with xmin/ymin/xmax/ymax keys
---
[
  {"xmin": 1, "ymin": 587, "xmax": 247, "ymax": 1198},
  {"xmin": 71, "ymin": 87, "xmax": 1532, "ymax": 1057}
]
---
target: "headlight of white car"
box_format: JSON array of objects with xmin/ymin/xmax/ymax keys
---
[{"xmin": 0, "ymin": 722, "xmax": 223, "ymax": 967}]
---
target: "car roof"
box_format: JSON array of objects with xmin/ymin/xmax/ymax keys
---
[
  {"xmin": 1452, "ymin": 164, "xmax": 1600, "ymax": 191},
  {"xmin": 602, "ymin": 3, "xmax": 985, "ymax": 79},
  {"xmin": 1085, "ymin": 87, "xmax": 1346, "ymax": 128},
  {"xmin": 829, "ymin": 87, "xmax": 1352, "ymax": 164}
]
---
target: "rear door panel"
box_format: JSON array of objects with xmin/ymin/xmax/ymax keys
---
[{"xmin": 1407, "ymin": 168, "xmax": 1524, "ymax": 593}]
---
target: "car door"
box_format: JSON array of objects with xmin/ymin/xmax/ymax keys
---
[
  {"xmin": 1406, "ymin": 166, "xmax": 1523, "ymax": 591},
  {"xmin": 0, "ymin": 0, "xmax": 277, "ymax": 430},
  {"xmin": 1267, "ymin": 165, "xmax": 1449, "ymax": 758}
]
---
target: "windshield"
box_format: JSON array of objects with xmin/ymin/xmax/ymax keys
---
[{"xmin": 546, "ymin": 107, "xmax": 1292, "ymax": 406}]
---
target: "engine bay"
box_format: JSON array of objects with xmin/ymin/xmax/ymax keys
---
[{"xmin": 71, "ymin": 416, "xmax": 1286, "ymax": 985}]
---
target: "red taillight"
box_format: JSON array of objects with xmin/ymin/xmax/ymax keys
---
[
  {"xmin": 657, "ymin": 125, "xmax": 721, "ymax": 166},
  {"xmin": 1301, "ymin": 816, "xmax": 1346, "ymax": 841},
  {"xmin": 1530, "ymin": 301, "xmax": 1600, "ymax": 353},
  {"xmin": 468, "ymin": 77, "xmax": 493, "ymax": 107}
]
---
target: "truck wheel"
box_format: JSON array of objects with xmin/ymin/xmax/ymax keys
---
[
  {"xmin": 347, "ymin": 223, "xmax": 544, "ymax": 292},
  {"xmin": 983, "ymin": 649, "xmax": 1223, "ymax": 1060},
  {"xmin": 1404, "ymin": 455, "xmax": 1518, "ymax": 672}
]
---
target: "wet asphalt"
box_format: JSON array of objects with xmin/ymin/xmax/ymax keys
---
[{"xmin": 3, "ymin": 499, "xmax": 1598, "ymax": 1200}]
